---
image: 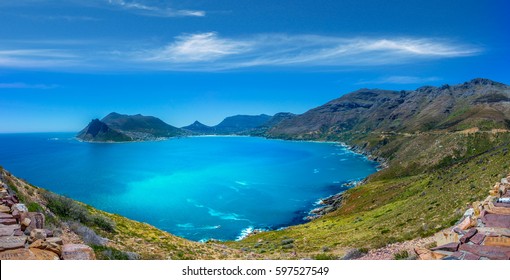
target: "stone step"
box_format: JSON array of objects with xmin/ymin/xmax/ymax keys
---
[
  {"xmin": 481, "ymin": 213, "xmax": 510, "ymax": 228},
  {"xmin": 0, "ymin": 236, "xmax": 27, "ymax": 251},
  {"xmin": 458, "ymin": 244, "xmax": 510, "ymax": 260},
  {"xmin": 0, "ymin": 224, "xmax": 21, "ymax": 237},
  {"xmin": 0, "ymin": 218, "xmax": 17, "ymax": 225},
  {"xmin": 0, "ymin": 213, "xmax": 14, "ymax": 219}
]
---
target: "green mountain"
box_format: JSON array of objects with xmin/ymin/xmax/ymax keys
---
[
  {"xmin": 183, "ymin": 113, "xmax": 296, "ymax": 135},
  {"xmin": 213, "ymin": 114, "xmax": 272, "ymax": 134},
  {"xmin": 77, "ymin": 112, "xmax": 185, "ymax": 142}
]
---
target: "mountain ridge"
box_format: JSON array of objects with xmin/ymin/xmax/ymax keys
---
[{"xmin": 267, "ymin": 78, "xmax": 510, "ymax": 139}]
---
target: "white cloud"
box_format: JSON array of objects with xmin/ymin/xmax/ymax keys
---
[
  {"xmin": 107, "ymin": 0, "xmax": 205, "ymax": 17},
  {"xmin": 138, "ymin": 33, "xmax": 482, "ymax": 70},
  {"xmin": 146, "ymin": 32, "xmax": 251, "ymax": 62},
  {"xmin": 357, "ymin": 76, "xmax": 442, "ymax": 85},
  {"xmin": 0, "ymin": 83, "xmax": 58, "ymax": 89}
]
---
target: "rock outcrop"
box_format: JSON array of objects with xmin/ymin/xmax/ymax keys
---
[
  {"xmin": 415, "ymin": 174, "xmax": 510, "ymax": 260},
  {"xmin": 0, "ymin": 182, "xmax": 95, "ymax": 260}
]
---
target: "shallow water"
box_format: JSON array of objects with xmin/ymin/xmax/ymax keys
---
[{"xmin": 0, "ymin": 133, "xmax": 377, "ymax": 241}]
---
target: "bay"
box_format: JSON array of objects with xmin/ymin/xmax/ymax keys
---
[{"xmin": 0, "ymin": 133, "xmax": 377, "ymax": 241}]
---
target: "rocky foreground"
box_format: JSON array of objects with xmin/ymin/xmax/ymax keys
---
[
  {"xmin": 0, "ymin": 182, "xmax": 95, "ymax": 260},
  {"xmin": 414, "ymin": 175, "xmax": 510, "ymax": 260}
]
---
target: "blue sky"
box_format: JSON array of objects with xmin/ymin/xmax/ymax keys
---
[{"xmin": 0, "ymin": 0, "xmax": 509, "ymax": 132}]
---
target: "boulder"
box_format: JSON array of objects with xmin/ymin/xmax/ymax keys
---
[
  {"xmin": 469, "ymin": 233, "xmax": 486, "ymax": 245},
  {"xmin": 0, "ymin": 205, "xmax": 10, "ymax": 213},
  {"xmin": 414, "ymin": 248, "xmax": 435, "ymax": 260},
  {"xmin": 431, "ymin": 242, "xmax": 459, "ymax": 252},
  {"xmin": 0, "ymin": 218, "xmax": 17, "ymax": 225},
  {"xmin": 434, "ymin": 230, "xmax": 459, "ymax": 246},
  {"xmin": 0, "ymin": 248, "xmax": 37, "ymax": 260},
  {"xmin": 30, "ymin": 248, "xmax": 60, "ymax": 260},
  {"xmin": 44, "ymin": 229, "xmax": 54, "ymax": 238},
  {"xmin": 459, "ymin": 228, "xmax": 478, "ymax": 243},
  {"xmin": 0, "ymin": 236, "xmax": 27, "ymax": 251},
  {"xmin": 414, "ymin": 248, "xmax": 446, "ymax": 260},
  {"xmin": 21, "ymin": 218, "xmax": 31, "ymax": 229},
  {"xmin": 481, "ymin": 213, "xmax": 510, "ymax": 228},
  {"xmin": 46, "ymin": 237, "xmax": 63, "ymax": 245},
  {"xmin": 456, "ymin": 216, "xmax": 473, "ymax": 230},
  {"xmin": 11, "ymin": 203, "xmax": 28, "ymax": 213},
  {"xmin": 25, "ymin": 212, "xmax": 44, "ymax": 231},
  {"xmin": 459, "ymin": 244, "xmax": 510, "ymax": 260},
  {"xmin": 62, "ymin": 244, "xmax": 95, "ymax": 260},
  {"xmin": 477, "ymin": 227, "xmax": 510, "ymax": 237},
  {"xmin": 462, "ymin": 252, "xmax": 480, "ymax": 260},
  {"xmin": 29, "ymin": 239, "xmax": 62, "ymax": 256},
  {"xmin": 28, "ymin": 229, "xmax": 47, "ymax": 243},
  {"xmin": 3, "ymin": 199, "xmax": 14, "ymax": 208},
  {"xmin": 483, "ymin": 236, "xmax": 510, "ymax": 247},
  {"xmin": 0, "ymin": 224, "xmax": 21, "ymax": 237},
  {"xmin": 0, "ymin": 212, "xmax": 13, "ymax": 219}
]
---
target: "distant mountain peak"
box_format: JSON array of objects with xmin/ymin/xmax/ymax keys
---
[{"xmin": 77, "ymin": 113, "xmax": 185, "ymax": 142}]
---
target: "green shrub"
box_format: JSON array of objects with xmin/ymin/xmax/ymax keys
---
[
  {"xmin": 93, "ymin": 215, "xmax": 116, "ymax": 232},
  {"xmin": 43, "ymin": 192, "xmax": 115, "ymax": 232},
  {"xmin": 394, "ymin": 250, "xmax": 409, "ymax": 260},
  {"xmin": 314, "ymin": 253, "xmax": 336, "ymax": 260},
  {"xmin": 26, "ymin": 202, "xmax": 44, "ymax": 212},
  {"xmin": 92, "ymin": 245, "xmax": 132, "ymax": 260}
]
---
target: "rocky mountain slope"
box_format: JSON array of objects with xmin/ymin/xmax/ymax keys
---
[
  {"xmin": 268, "ymin": 78, "xmax": 510, "ymax": 139},
  {"xmin": 77, "ymin": 112, "xmax": 185, "ymax": 142}
]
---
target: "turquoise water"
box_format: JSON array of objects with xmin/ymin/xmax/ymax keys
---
[{"xmin": 0, "ymin": 133, "xmax": 377, "ymax": 241}]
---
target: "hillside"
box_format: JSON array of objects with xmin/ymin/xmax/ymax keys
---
[
  {"xmin": 77, "ymin": 113, "xmax": 185, "ymax": 142},
  {"xmin": 212, "ymin": 114, "xmax": 272, "ymax": 135}
]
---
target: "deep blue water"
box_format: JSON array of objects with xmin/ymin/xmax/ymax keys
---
[{"xmin": 0, "ymin": 133, "xmax": 377, "ymax": 241}]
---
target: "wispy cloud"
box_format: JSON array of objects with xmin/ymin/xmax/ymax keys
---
[
  {"xmin": 107, "ymin": 0, "xmax": 205, "ymax": 17},
  {"xmin": 0, "ymin": 83, "xmax": 58, "ymax": 89},
  {"xmin": 146, "ymin": 32, "xmax": 251, "ymax": 62},
  {"xmin": 138, "ymin": 33, "xmax": 482, "ymax": 70},
  {"xmin": 0, "ymin": 0, "xmax": 205, "ymax": 17},
  {"xmin": 0, "ymin": 33, "xmax": 483, "ymax": 72},
  {"xmin": 0, "ymin": 48, "xmax": 81, "ymax": 69},
  {"xmin": 357, "ymin": 76, "xmax": 442, "ymax": 85},
  {"xmin": 25, "ymin": 15, "xmax": 101, "ymax": 21}
]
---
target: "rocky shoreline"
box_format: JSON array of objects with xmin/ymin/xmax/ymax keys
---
[{"xmin": 304, "ymin": 141, "xmax": 387, "ymax": 221}]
